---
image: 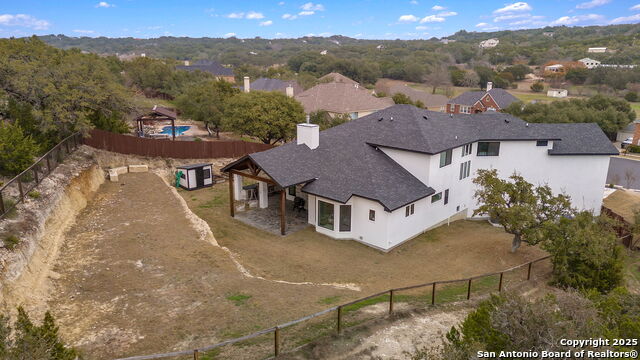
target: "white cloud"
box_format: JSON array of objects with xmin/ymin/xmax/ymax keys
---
[
  {"xmin": 319, "ymin": 32, "xmax": 331, "ymax": 36},
  {"xmin": 226, "ymin": 12, "xmax": 244, "ymax": 19},
  {"xmin": 223, "ymin": 32, "xmax": 236, "ymax": 38},
  {"xmin": 631, "ymin": 4, "xmax": 640, "ymax": 10},
  {"xmin": 576, "ymin": 0, "xmax": 611, "ymax": 9},
  {"xmin": 409, "ymin": 0, "xmax": 418, "ymax": 4},
  {"xmin": 278, "ymin": 1, "xmax": 285, "ymax": 5},
  {"xmin": 476, "ymin": 22, "xmax": 490, "ymax": 27},
  {"xmin": 415, "ymin": 25, "xmax": 428, "ymax": 30},
  {"xmin": 431, "ymin": 5, "xmax": 445, "ymax": 11},
  {"xmin": 301, "ymin": 2, "xmax": 325, "ymax": 11},
  {"xmin": 0, "ymin": 14, "xmax": 50, "ymax": 30},
  {"xmin": 282, "ymin": 13, "xmax": 297, "ymax": 20},
  {"xmin": 259, "ymin": 20, "xmax": 273, "ymax": 26},
  {"xmin": 438, "ymin": 11, "xmax": 458, "ymax": 17},
  {"xmin": 550, "ymin": 13, "xmax": 604, "ymax": 25},
  {"xmin": 298, "ymin": 11, "xmax": 315, "ymax": 16},
  {"xmin": 95, "ymin": 1, "xmax": 114, "ymax": 8},
  {"xmin": 420, "ymin": 15, "xmax": 445, "ymax": 23},
  {"xmin": 73, "ymin": 29, "xmax": 95, "ymax": 34},
  {"xmin": 610, "ymin": 13, "xmax": 640, "ymax": 24},
  {"xmin": 494, "ymin": 2, "xmax": 532, "ymax": 14},
  {"xmin": 245, "ymin": 11, "xmax": 264, "ymax": 19},
  {"xmin": 398, "ymin": 14, "xmax": 418, "ymax": 22}
]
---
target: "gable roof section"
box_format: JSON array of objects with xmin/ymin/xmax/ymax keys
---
[
  {"xmin": 295, "ymin": 82, "xmax": 394, "ymax": 114},
  {"xmin": 176, "ymin": 61, "xmax": 234, "ymax": 77},
  {"xmin": 243, "ymin": 78, "xmax": 304, "ymax": 95},
  {"xmin": 448, "ymin": 88, "xmax": 519, "ymax": 109},
  {"xmin": 319, "ymin": 72, "xmax": 359, "ymax": 84},
  {"xmin": 226, "ymin": 105, "xmax": 617, "ymax": 211},
  {"xmin": 389, "ymin": 85, "xmax": 448, "ymax": 107}
]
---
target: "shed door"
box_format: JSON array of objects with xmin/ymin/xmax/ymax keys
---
[{"xmin": 195, "ymin": 167, "xmax": 205, "ymax": 188}]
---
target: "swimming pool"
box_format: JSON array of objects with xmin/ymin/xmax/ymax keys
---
[{"xmin": 159, "ymin": 125, "xmax": 191, "ymax": 136}]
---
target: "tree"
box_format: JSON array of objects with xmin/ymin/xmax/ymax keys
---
[
  {"xmin": 223, "ymin": 91, "xmax": 305, "ymax": 144},
  {"xmin": 0, "ymin": 122, "xmax": 38, "ymax": 176},
  {"xmin": 460, "ymin": 71, "xmax": 480, "ymax": 88},
  {"xmin": 473, "ymin": 169, "xmax": 573, "ymax": 252},
  {"xmin": 474, "ymin": 66, "xmax": 495, "ymax": 89},
  {"xmin": 309, "ymin": 110, "xmax": 349, "ymax": 130},
  {"xmin": 425, "ymin": 65, "xmax": 452, "ymax": 94},
  {"xmin": 530, "ymin": 81, "xmax": 544, "ymax": 92},
  {"xmin": 7, "ymin": 307, "xmax": 78, "ymax": 360},
  {"xmin": 566, "ymin": 68, "xmax": 590, "ymax": 85},
  {"xmin": 503, "ymin": 64, "xmax": 531, "ymax": 81},
  {"xmin": 542, "ymin": 212, "xmax": 624, "ymax": 293},
  {"xmin": 392, "ymin": 93, "xmax": 413, "ymax": 105},
  {"xmin": 625, "ymin": 92, "xmax": 639, "ymax": 102},
  {"xmin": 175, "ymin": 80, "xmax": 239, "ymax": 138}
]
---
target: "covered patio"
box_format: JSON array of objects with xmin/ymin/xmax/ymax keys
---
[{"xmin": 222, "ymin": 156, "xmax": 308, "ymax": 235}]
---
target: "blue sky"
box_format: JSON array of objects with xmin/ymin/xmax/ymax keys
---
[{"xmin": 1, "ymin": 0, "xmax": 639, "ymax": 39}]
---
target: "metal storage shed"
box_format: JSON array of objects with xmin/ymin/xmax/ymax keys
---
[{"xmin": 176, "ymin": 163, "xmax": 214, "ymax": 190}]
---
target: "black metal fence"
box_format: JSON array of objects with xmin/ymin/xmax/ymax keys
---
[
  {"xmin": 115, "ymin": 255, "xmax": 552, "ymax": 360},
  {"xmin": 0, "ymin": 133, "xmax": 82, "ymax": 219}
]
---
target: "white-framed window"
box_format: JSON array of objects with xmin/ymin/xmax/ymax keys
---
[
  {"xmin": 459, "ymin": 160, "xmax": 471, "ymax": 180},
  {"xmin": 460, "ymin": 106, "xmax": 471, "ymax": 114},
  {"xmin": 405, "ymin": 204, "xmax": 415, "ymax": 217},
  {"xmin": 462, "ymin": 143, "xmax": 472, "ymax": 157}
]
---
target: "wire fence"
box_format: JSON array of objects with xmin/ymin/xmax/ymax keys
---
[
  {"xmin": 0, "ymin": 133, "xmax": 82, "ymax": 220},
  {"xmin": 115, "ymin": 255, "xmax": 552, "ymax": 360}
]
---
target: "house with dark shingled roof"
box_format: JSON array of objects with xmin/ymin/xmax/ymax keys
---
[
  {"xmin": 222, "ymin": 104, "xmax": 617, "ymax": 251},
  {"xmin": 446, "ymin": 83, "xmax": 519, "ymax": 114}
]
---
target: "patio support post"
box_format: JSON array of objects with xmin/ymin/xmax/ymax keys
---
[
  {"xmin": 229, "ymin": 174, "xmax": 235, "ymax": 217},
  {"xmin": 171, "ymin": 118, "xmax": 176, "ymax": 141},
  {"xmin": 280, "ymin": 189, "xmax": 286, "ymax": 235},
  {"xmin": 233, "ymin": 174, "xmax": 246, "ymax": 200},
  {"xmin": 258, "ymin": 181, "xmax": 268, "ymax": 209}
]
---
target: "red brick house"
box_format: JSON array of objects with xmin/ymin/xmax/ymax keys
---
[{"xmin": 446, "ymin": 83, "xmax": 519, "ymax": 114}]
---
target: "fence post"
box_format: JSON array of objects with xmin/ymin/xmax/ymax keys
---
[
  {"xmin": 467, "ymin": 279, "xmax": 472, "ymax": 300},
  {"xmin": 46, "ymin": 155, "xmax": 52, "ymax": 174},
  {"xmin": 17, "ymin": 178, "xmax": 24, "ymax": 199},
  {"xmin": 336, "ymin": 306, "xmax": 342, "ymax": 334},
  {"xmin": 431, "ymin": 283, "xmax": 436, "ymax": 305},
  {"xmin": 274, "ymin": 327, "xmax": 280, "ymax": 357},
  {"xmin": 498, "ymin": 272, "xmax": 504, "ymax": 292},
  {"xmin": 389, "ymin": 290, "xmax": 394, "ymax": 314},
  {"xmin": 65, "ymin": 140, "xmax": 70, "ymax": 154},
  {"xmin": 193, "ymin": 349, "xmax": 199, "ymax": 360},
  {"xmin": 527, "ymin": 262, "xmax": 533, "ymax": 280},
  {"xmin": 0, "ymin": 191, "xmax": 5, "ymax": 216},
  {"xmin": 33, "ymin": 167, "xmax": 39, "ymax": 184}
]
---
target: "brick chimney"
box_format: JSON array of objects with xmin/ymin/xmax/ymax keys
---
[
  {"xmin": 632, "ymin": 122, "xmax": 640, "ymax": 146},
  {"xmin": 243, "ymin": 76, "xmax": 250, "ymax": 93}
]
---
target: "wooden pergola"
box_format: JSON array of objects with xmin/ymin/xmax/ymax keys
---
[
  {"xmin": 135, "ymin": 105, "xmax": 178, "ymax": 141},
  {"xmin": 224, "ymin": 157, "xmax": 288, "ymax": 235}
]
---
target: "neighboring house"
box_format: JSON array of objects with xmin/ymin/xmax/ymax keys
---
[
  {"xmin": 578, "ymin": 57, "xmax": 601, "ymax": 69},
  {"xmin": 544, "ymin": 64, "xmax": 564, "ymax": 73},
  {"xmin": 389, "ymin": 85, "xmax": 448, "ymax": 111},
  {"xmin": 547, "ymin": 89, "xmax": 568, "ymax": 98},
  {"xmin": 588, "ymin": 47, "xmax": 607, "ymax": 53},
  {"xmin": 319, "ymin": 72, "xmax": 359, "ymax": 85},
  {"xmin": 240, "ymin": 77, "xmax": 303, "ymax": 97},
  {"xmin": 295, "ymin": 82, "xmax": 394, "ymax": 119},
  {"xmin": 176, "ymin": 60, "xmax": 235, "ymax": 82},
  {"xmin": 479, "ymin": 38, "xmax": 499, "ymax": 48},
  {"xmin": 543, "ymin": 32, "xmax": 554, "ymax": 37},
  {"xmin": 446, "ymin": 83, "xmax": 519, "ymax": 114},
  {"xmin": 222, "ymin": 105, "xmax": 616, "ymax": 250}
]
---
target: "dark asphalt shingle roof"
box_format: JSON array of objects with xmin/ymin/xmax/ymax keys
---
[
  {"xmin": 227, "ymin": 105, "xmax": 617, "ymax": 211},
  {"xmin": 448, "ymin": 88, "xmax": 519, "ymax": 109},
  {"xmin": 176, "ymin": 60, "xmax": 234, "ymax": 77},
  {"xmin": 241, "ymin": 78, "xmax": 304, "ymax": 95}
]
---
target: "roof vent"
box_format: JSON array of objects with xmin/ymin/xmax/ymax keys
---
[
  {"xmin": 504, "ymin": 119, "xmax": 510, "ymax": 124},
  {"xmin": 526, "ymin": 123, "xmax": 529, "ymax": 127},
  {"xmin": 423, "ymin": 115, "xmax": 428, "ymax": 120},
  {"xmin": 378, "ymin": 117, "xmax": 384, "ymax": 121},
  {"xmin": 449, "ymin": 113, "xmax": 453, "ymax": 118},
  {"xmin": 455, "ymin": 135, "xmax": 458, "ymax": 140},
  {"xmin": 390, "ymin": 116, "xmax": 394, "ymax": 121}
]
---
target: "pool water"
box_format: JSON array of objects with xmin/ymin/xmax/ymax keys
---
[{"xmin": 159, "ymin": 125, "xmax": 191, "ymax": 135}]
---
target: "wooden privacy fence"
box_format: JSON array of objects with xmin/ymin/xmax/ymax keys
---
[
  {"xmin": 83, "ymin": 129, "xmax": 273, "ymax": 159},
  {"xmin": 115, "ymin": 255, "xmax": 551, "ymax": 360},
  {"xmin": 0, "ymin": 133, "xmax": 82, "ymax": 220}
]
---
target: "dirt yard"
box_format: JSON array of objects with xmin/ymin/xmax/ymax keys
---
[{"xmin": 41, "ymin": 171, "xmax": 547, "ymax": 359}]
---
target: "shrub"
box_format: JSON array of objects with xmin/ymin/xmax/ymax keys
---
[
  {"xmin": 392, "ymin": 93, "xmax": 413, "ymax": 105},
  {"xmin": 530, "ymin": 81, "xmax": 544, "ymax": 92},
  {"xmin": 625, "ymin": 91, "xmax": 639, "ymax": 102},
  {"xmin": 543, "ymin": 212, "xmax": 624, "ymax": 293},
  {"xmin": 627, "ymin": 144, "xmax": 640, "ymax": 153},
  {"xmin": 193, "ymin": 137, "xmax": 202, "ymax": 142},
  {"xmin": 3, "ymin": 235, "xmax": 20, "ymax": 250},
  {"xmin": 28, "ymin": 191, "xmax": 41, "ymax": 199},
  {"xmin": 0, "ymin": 122, "xmax": 38, "ymax": 176}
]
